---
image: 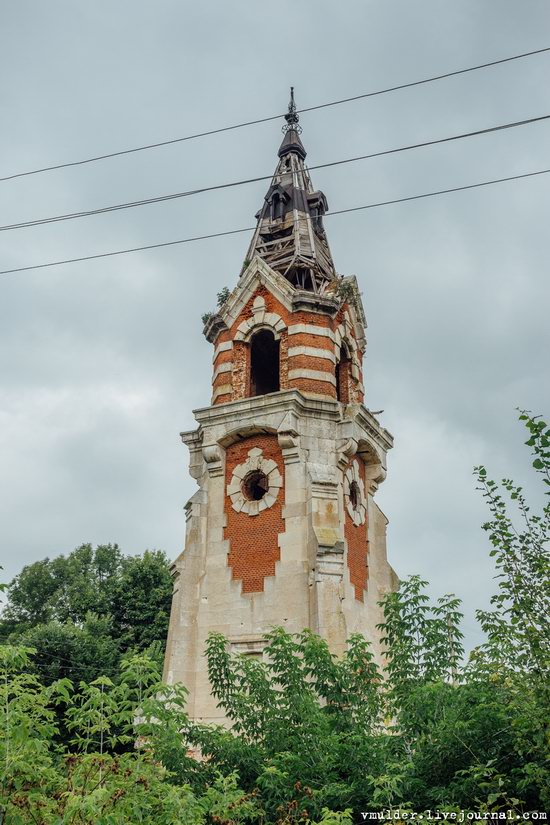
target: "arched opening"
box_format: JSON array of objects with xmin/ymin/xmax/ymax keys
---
[
  {"xmin": 335, "ymin": 344, "xmax": 352, "ymax": 403},
  {"xmin": 250, "ymin": 329, "xmax": 280, "ymax": 397}
]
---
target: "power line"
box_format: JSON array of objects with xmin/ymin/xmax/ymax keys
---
[
  {"xmin": 2, "ymin": 113, "xmax": 549, "ymax": 233},
  {"xmin": 1, "ymin": 167, "xmax": 547, "ymax": 277},
  {"xmin": 1, "ymin": 45, "xmax": 549, "ymax": 183}
]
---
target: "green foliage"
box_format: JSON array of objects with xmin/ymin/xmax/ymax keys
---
[
  {"xmin": 202, "ymin": 311, "xmax": 214, "ymax": 326},
  {"xmin": 16, "ymin": 615, "xmax": 120, "ymax": 684},
  {"xmin": 474, "ymin": 410, "xmax": 550, "ymax": 675},
  {"xmin": 0, "ymin": 648, "xmax": 204, "ymax": 823},
  {"xmin": 333, "ymin": 278, "xmax": 356, "ymax": 303},
  {"xmin": 0, "ymin": 410, "xmax": 548, "ymax": 821},
  {"xmin": 1, "ymin": 545, "xmax": 173, "ymax": 686},
  {"xmin": 110, "ymin": 550, "xmax": 174, "ymax": 652},
  {"xmin": 217, "ymin": 286, "xmax": 231, "ymax": 307}
]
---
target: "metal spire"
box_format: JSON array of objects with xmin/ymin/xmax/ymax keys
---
[
  {"xmin": 282, "ymin": 86, "xmax": 302, "ymax": 134},
  {"xmin": 244, "ymin": 87, "xmax": 337, "ymax": 294}
]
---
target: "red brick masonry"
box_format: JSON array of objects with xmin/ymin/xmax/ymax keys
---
[
  {"xmin": 344, "ymin": 458, "xmax": 369, "ymax": 601},
  {"xmin": 224, "ymin": 433, "xmax": 285, "ymax": 593}
]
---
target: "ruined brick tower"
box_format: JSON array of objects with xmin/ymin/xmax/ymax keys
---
[{"xmin": 163, "ymin": 90, "xmax": 397, "ymax": 722}]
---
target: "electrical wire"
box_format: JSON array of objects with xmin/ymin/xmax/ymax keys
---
[
  {"xmin": 2, "ymin": 113, "xmax": 549, "ymax": 233},
  {"xmin": 1, "ymin": 167, "xmax": 547, "ymax": 277},
  {"xmin": 1, "ymin": 45, "xmax": 549, "ymax": 183}
]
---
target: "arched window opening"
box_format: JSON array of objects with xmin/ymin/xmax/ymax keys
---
[
  {"xmin": 270, "ymin": 193, "xmax": 284, "ymax": 222},
  {"xmin": 336, "ymin": 344, "xmax": 352, "ymax": 403},
  {"xmin": 250, "ymin": 329, "xmax": 280, "ymax": 397}
]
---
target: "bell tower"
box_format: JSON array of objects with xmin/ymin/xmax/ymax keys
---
[{"xmin": 163, "ymin": 91, "xmax": 397, "ymax": 723}]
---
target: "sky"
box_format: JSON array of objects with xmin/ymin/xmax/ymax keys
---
[{"xmin": 1, "ymin": 1, "xmax": 549, "ymax": 651}]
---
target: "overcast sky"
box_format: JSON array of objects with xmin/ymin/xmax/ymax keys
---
[{"xmin": 1, "ymin": 1, "xmax": 549, "ymax": 651}]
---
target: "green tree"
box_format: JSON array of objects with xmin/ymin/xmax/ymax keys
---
[
  {"xmin": 474, "ymin": 410, "xmax": 550, "ymax": 675},
  {"xmin": 17, "ymin": 615, "xmax": 120, "ymax": 685},
  {"xmin": 2, "ymin": 544, "xmax": 124, "ymax": 630},
  {"xmin": 0, "ymin": 645, "xmax": 209, "ymax": 824},
  {"xmin": 1, "ymin": 545, "xmax": 174, "ymax": 687},
  {"xmin": 110, "ymin": 550, "xmax": 174, "ymax": 653}
]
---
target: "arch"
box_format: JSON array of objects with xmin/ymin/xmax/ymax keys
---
[
  {"xmin": 218, "ymin": 423, "xmax": 278, "ymax": 450},
  {"xmin": 234, "ymin": 310, "xmax": 286, "ymax": 342},
  {"xmin": 357, "ymin": 438, "xmax": 387, "ymax": 490},
  {"xmin": 335, "ymin": 342, "xmax": 352, "ymax": 403},
  {"xmin": 250, "ymin": 328, "xmax": 280, "ymax": 397}
]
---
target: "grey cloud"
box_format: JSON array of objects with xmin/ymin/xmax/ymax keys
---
[{"xmin": 1, "ymin": 0, "xmax": 549, "ymax": 652}]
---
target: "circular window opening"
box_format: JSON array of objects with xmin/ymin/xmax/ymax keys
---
[
  {"xmin": 349, "ymin": 480, "xmax": 360, "ymax": 511},
  {"xmin": 242, "ymin": 470, "xmax": 269, "ymax": 501}
]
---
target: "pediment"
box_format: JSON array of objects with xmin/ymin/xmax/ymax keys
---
[
  {"xmin": 203, "ymin": 255, "xmax": 368, "ymax": 347},
  {"xmin": 218, "ymin": 256, "xmax": 296, "ymax": 327}
]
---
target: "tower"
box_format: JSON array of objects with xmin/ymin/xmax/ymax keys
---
[{"xmin": 163, "ymin": 91, "xmax": 397, "ymax": 723}]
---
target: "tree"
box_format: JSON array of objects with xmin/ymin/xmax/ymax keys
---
[
  {"xmin": 2, "ymin": 544, "xmax": 124, "ymax": 630},
  {"xmin": 110, "ymin": 550, "xmax": 174, "ymax": 653},
  {"xmin": 1, "ymin": 545, "xmax": 174, "ymax": 687},
  {"xmin": 17, "ymin": 615, "xmax": 120, "ymax": 685},
  {"xmin": 474, "ymin": 410, "xmax": 550, "ymax": 675}
]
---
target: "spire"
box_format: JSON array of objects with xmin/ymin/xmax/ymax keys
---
[
  {"xmin": 244, "ymin": 88, "xmax": 336, "ymax": 294},
  {"xmin": 278, "ymin": 86, "xmax": 307, "ymax": 160}
]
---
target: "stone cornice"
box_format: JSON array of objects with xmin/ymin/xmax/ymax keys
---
[
  {"xmin": 354, "ymin": 406, "xmax": 394, "ymax": 452},
  {"xmin": 193, "ymin": 389, "xmax": 342, "ymax": 429},
  {"xmin": 203, "ymin": 313, "xmax": 228, "ymax": 344},
  {"xmin": 290, "ymin": 290, "xmax": 340, "ymax": 317}
]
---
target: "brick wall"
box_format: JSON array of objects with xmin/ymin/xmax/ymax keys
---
[
  {"xmin": 344, "ymin": 458, "xmax": 369, "ymax": 601},
  {"xmin": 211, "ymin": 285, "xmax": 364, "ymax": 405},
  {"xmin": 224, "ymin": 434, "xmax": 284, "ymax": 592}
]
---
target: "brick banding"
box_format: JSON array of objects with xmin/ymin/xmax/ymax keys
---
[
  {"xmin": 287, "ymin": 345, "xmax": 336, "ymax": 363},
  {"xmin": 287, "ymin": 377, "xmax": 337, "ymax": 398},
  {"xmin": 288, "ymin": 367, "xmax": 336, "ymax": 386}
]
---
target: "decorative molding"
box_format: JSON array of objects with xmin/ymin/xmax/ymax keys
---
[
  {"xmin": 290, "ymin": 290, "xmax": 340, "ymax": 317},
  {"xmin": 234, "ymin": 311, "xmax": 286, "ymax": 342},
  {"xmin": 226, "ymin": 256, "xmax": 296, "ymax": 322},
  {"xmin": 180, "ymin": 427, "xmax": 204, "ymax": 480},
  {"xmin": 344, "ymin": 461, "xmax": 367, "ymax": 526},
  {"xmin": 229, "ymin": 636, "xmax": 266, "ymax": 658},
  {"xmin": 277, "ymin": 411, "xmax": 301, "ymax": 464},
  {"xmin": 203, "ymin": 313, "xmax": 229, "ymax": 344},
  {"xmin": 195, "ymin": 389, "xmax": 342, "ymax": 428},
  {"xmin": 337, "ymin": 437, "xmax": 358, "ymax": 471},
  {"xmin": 227, "ymin": 447, "xmax": 283, "ymax": 516},
  {"xmin": 203, "ymin": 444, "xmax": 224, "ymax": 478},
  {"xmin": 315, "ymin": 540, "xmax": 345, "ymax": 588}
]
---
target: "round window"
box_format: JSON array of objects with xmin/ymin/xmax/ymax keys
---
[
  {"xmin": 242, "ymin": 470, "xmax": 269, "ymax": 501},
  {"xmin": 349, "ymin": 480, "xmax": 360, "ymax": 511}
]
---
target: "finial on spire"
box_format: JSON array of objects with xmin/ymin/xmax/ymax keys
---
[{"xmin": 282, "ymin": 86, "xmax": 302, "ymax": 134}]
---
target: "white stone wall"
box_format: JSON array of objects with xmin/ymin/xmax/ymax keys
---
[{"xmin": 163, "ymin": 390, "xmax": 395, "ymax": 724}]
